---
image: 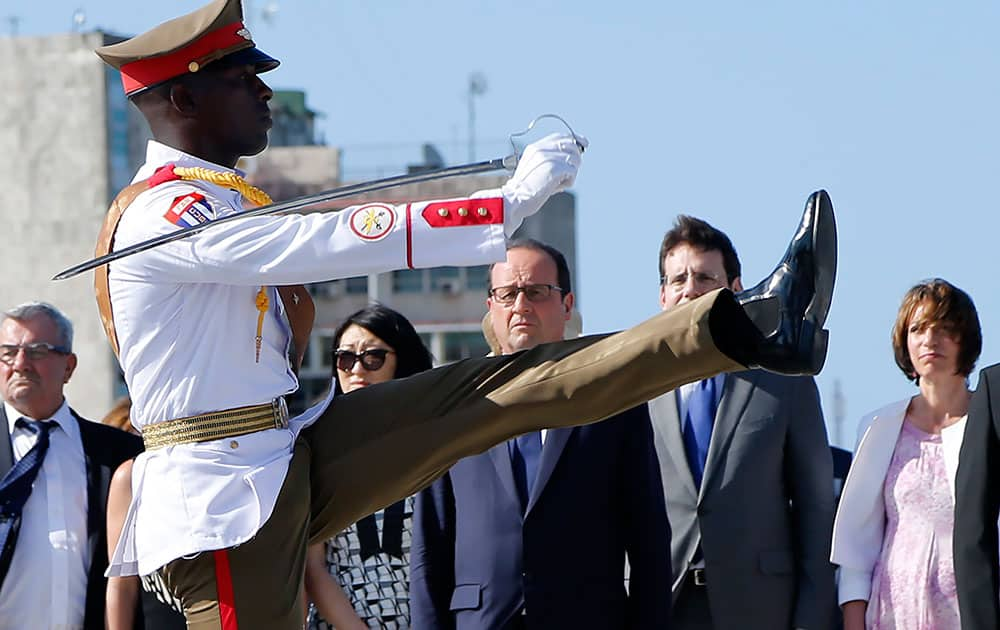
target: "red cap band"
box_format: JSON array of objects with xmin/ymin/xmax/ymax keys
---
[{"xmin": 119, "ymin": 21, "xmax": 252, "ymax": 95}]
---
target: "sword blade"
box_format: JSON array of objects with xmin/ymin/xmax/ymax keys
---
[{"xmin": 53, "ymin": 156, "xmax": 512, "ymax": 281}]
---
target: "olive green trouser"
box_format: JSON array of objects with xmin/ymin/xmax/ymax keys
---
[{"xmin": 161, "ymin": 289, "xmax": 744, "ymax": 629}]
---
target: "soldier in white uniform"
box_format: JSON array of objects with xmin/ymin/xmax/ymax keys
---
[{"xmin": 91, "ymin": 1, "xmax": 837, "ymax": 628}]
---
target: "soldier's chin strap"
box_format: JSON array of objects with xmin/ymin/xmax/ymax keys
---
[{"xmin": 53, "ymin": 113, "xmax": 583, "ymax": 281}]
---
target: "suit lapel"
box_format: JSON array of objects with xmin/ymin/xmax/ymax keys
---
[
  {"xmin": 648, "ymin": 391, "xmax": 698, "ymax": 500},
  {"xmin": 525, "ymin": 427, "xmax": 572, "ymax": 516},
  {"xmin": 699, "ymin": 372, "xmax": 757, "ymax": 501},
  {"xmin": 487, "ymin": 440, "xmax": 523, "ymax": 510},
  {"xmin": 0, "ymin": 406, "xmax": 12, "ymax": 478},
  {"xmin": 73, "ymin": 412, "xmax": 102, "ymax": 571}
]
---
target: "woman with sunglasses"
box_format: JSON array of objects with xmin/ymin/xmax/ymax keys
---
[{"xmin": 306, "ymin": 304, "xmax": 433, "ymax": 630}]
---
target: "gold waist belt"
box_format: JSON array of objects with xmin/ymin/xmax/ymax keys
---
[{"xmin": 142, "ymin": 398, "xmax": 290, "ymax": 450}]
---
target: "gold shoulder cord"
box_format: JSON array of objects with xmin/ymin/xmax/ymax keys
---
[{"xmin": 172, "ymin": 166, "xmax": 274, "ymax": 363}]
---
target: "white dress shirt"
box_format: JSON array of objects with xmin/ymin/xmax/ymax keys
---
[
  {"xmin": 0, "ymin": 401, "xmax": 88, "ymax": 630},
  {"xmin": 108, "ymin": 141, "xmax": 510, "ymax": 577}
]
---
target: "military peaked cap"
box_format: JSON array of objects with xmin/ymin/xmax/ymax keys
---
[{"xmin": 95, "ymin": 0, "xmax": 279, "ymax": 97}]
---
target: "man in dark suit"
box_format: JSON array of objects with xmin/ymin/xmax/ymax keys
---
[
  {"xmin": 649, "ymin": 216, "xmax": 836, "ymax": 630},
  {"xmin": 410, "ymin": 239, "xmax": 672, "ymax": 629},
  {"xmin": 0, "ymin": 302, "xmax": 143, "ymax": 629},
  {"xmin": 953, "ymin": 363, "xmax": 1000, "ymax": 629}
]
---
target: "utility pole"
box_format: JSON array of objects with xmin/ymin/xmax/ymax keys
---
[
  {"xmin": 833, "ymin": 378, "xmax": 846, "ymax": 447},
  {"xmin": 5, "ymin": 15, "xmax": 20, "ymax": 36},
  {"xmin": 467, "ymin": 73, "xmax": 487, "ymax": 162}
]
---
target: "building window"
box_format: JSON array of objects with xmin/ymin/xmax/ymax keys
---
[
  {"xmin": 466, "ymin": 265, "xmax": 490, "ymax": 291},
  {"xmin": 345, "ymin": 276, "xmax": 368, "ymax": 294},
  {"xmin": 393, "ymin": 269, "xmax": 424, "ymax": 293},
  {"xmin": 430, "ymin": 267, "xmax": 461, "ymax": 293},
  {"xmin": 317, "ymin": 334, "xmax": 336, "ymax": 369},
  {"xmin": 443, "ymin": 331, "xmax": 490, "ymax": 362}
]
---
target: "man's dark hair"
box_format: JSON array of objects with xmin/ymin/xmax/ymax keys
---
[
  {"xmin": 488, "ymin": 238, "xmax": 572, "ymax": 295},
  {"xmin": 657, "ymin": 215, "xmax": 741, "ymax": 284}
]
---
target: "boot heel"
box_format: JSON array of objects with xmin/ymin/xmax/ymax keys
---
[{"xmin": 794, "ymin": 320, "xmax": 829, "ymax": 375}]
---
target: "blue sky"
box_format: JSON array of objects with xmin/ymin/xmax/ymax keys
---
[{"xmin": 14, "ymin": 1, "xmax": 1000, "ymax": 446}]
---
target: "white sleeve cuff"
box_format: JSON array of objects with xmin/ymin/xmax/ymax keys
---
[{"xmin": 837, "ymin": 566, "xmax": 873, "ymax": 606}]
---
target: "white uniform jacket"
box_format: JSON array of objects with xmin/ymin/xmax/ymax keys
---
[
  {"xmin": 107, "ymin": 141, "xmax": 508, "ymax": 576},
  {"xmin": 830, "ymin": 397, "xmax": 965, "ymax": 605}
]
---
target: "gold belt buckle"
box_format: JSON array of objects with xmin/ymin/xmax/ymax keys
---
[{"xmin": 272, "ymin": 397, "xmax": 289, "ymax": 429}]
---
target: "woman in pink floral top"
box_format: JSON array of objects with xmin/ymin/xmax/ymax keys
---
[{"xmin": 831, "ymin": 279, "xmax": 982, "ymax": 630}]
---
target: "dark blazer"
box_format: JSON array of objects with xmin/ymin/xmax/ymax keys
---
[
  {"xmin": 648, "ymin": 371, "xmax": 836, "ymax": 630},
  {"xmin": 0, "ymin": 405, "xmax": 143, "ymax": 630},
  {"xmin": 954, "ymin": 363, "xmax": 1000, "ymax": 630},
  {"xmin": 410, "ymin": 405, "xmax": 671, "ymax": 630}
]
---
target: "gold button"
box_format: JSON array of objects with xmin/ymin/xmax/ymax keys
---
[
  {"xmin": 229, "ymin": 440, "xmax": 239, "ymax": 449},
  {"xmin": 437, "ymin": 208, "xmax": 449, "ymax": 217},
  {"xmin": 458, "ymin": 207, "xmax": 468, "ymax": 217},
  {"xmin": 188, "ymin": 61, "xmax": 200, "ymax": 73},
  {"xmin": 477, "ymin": 207, "xmax": 489, "ymax": 217}
]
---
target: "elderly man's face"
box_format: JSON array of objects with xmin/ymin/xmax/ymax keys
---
[
  {"xmin": 487, "ymin": 247, "xmax": 573, "ymax": 354},
  {"xmin": 0, "ymin": 316, "xmax": 76, "ymax": 419}
]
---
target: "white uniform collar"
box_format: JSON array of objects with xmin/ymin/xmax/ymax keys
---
[{"xmin": 134, "ymin": 140, "xmax": 247, "ymax": 182}]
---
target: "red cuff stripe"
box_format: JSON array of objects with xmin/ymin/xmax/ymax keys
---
[
  {"xmin": 405, "ymin": 203, "xmax": 414, "ymax": 269},
  {"xmin": 214, "ymin": 550, "xmax": 239, "ymax": 629},
  {"xmin": 421, "ymin": 197, "xmax": 503, "ymax": 228}
]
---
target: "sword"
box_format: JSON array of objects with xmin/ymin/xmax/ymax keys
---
[{"xmin": 52, "ymin": 114, "xmax": 584, "ymax": 281}]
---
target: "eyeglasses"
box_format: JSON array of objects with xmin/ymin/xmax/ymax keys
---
[
  {"xmin": 488, "ymin": 284, "xmax": 564, "ymax": 305},
  {"xmin": 659, "ymin": 271, "xmax": 724, "ymax": 290},
  {"xmin": 0, "ymin": 342, "xmax": 71, "ymax": 364},
  {"xmin": 333, "ymin": 348, "xmax": 393, "ymax": 372}
]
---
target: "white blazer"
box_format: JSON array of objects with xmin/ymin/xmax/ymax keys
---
[{"xmin": 830, "ymin": 397, "xmax": 966, "ymax": 606}]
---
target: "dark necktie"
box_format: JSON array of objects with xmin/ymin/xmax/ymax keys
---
[
  {"xmin": 682, "ymin": 378, "xmax": 717, "ymax": 487},
  {"xmin": 510, "ymin": 431, "xmax": 542, "ymax": 513},
  {"xmin": 0, "ymin": 418, "xmax": 54, "ymax": 590}
]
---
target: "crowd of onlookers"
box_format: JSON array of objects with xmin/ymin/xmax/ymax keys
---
[{"xmin": 2, "ymin": 216, "xmax": 997, "ymax": 630}]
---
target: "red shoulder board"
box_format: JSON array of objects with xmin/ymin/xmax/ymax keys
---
[
  {"xmin": 147, "ymin": 164, "xmax": 182, "ymax": 188},
  {"xmin": 421, "ymin": 198, "xmax": 503, "ymax": 228}
]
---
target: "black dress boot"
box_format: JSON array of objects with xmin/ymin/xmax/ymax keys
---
[{"xmin": 712, "ymin": 190, "xmax": 837, "ymax": 375}]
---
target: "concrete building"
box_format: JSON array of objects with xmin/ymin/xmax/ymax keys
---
[
  {"xmin": 0, "ymin": 31, "xmax": 578, "ymax": 419},
  {"xmin": 1, "ymin": 31, "xmax": 150, "ymax": 419}
]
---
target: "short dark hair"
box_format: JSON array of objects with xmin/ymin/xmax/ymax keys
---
[
  {"xmin": 891, "ymin": 278, "xmax": 982, "ymax": 383},
  {"xmin": 657, "ymin": 216, "xmax": 741, "ymax": 284},
  {"xmin": 488, "ymin": 238, "xmax": 572, "ymax": 295},
  {"xmin": 330, "ymin": 304, "xmax": 433, "ymax": 394}
]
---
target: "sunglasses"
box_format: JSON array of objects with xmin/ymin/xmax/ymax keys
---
[{"xmin": 334, "ymin": 348, "xmax": 393, "ymax": 372}]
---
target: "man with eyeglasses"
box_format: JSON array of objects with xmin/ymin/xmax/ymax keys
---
[
  {"xmin": 411, "ymin": 239, "xmax": 672, "ymax": 629},
  {"xmin": 648, "ymin": 216, "xmax": 836, "ymax": 630},
  {"xmin": 0, "ymin": 302, "xmax": 142, "ymax": 629}
]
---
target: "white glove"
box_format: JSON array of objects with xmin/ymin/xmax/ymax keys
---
[{"xmin": 501, "ymin": 133, "xmax": 586, "ymax": 235}]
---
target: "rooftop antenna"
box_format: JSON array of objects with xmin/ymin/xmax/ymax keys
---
[
  {"xmin": 261, "ymin": 2, "xmax": 279, "ymax": 25},
  {"xmin": 5, "ymin": 15, "xmax": 20, "ymax": 36},
  {"xmin": 71, "ymin": 8, "xmax": 86, "ymax": 32},
  {"xmin": 467, "ymin": 72, "xmax": 487, "ymax": 162}
]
